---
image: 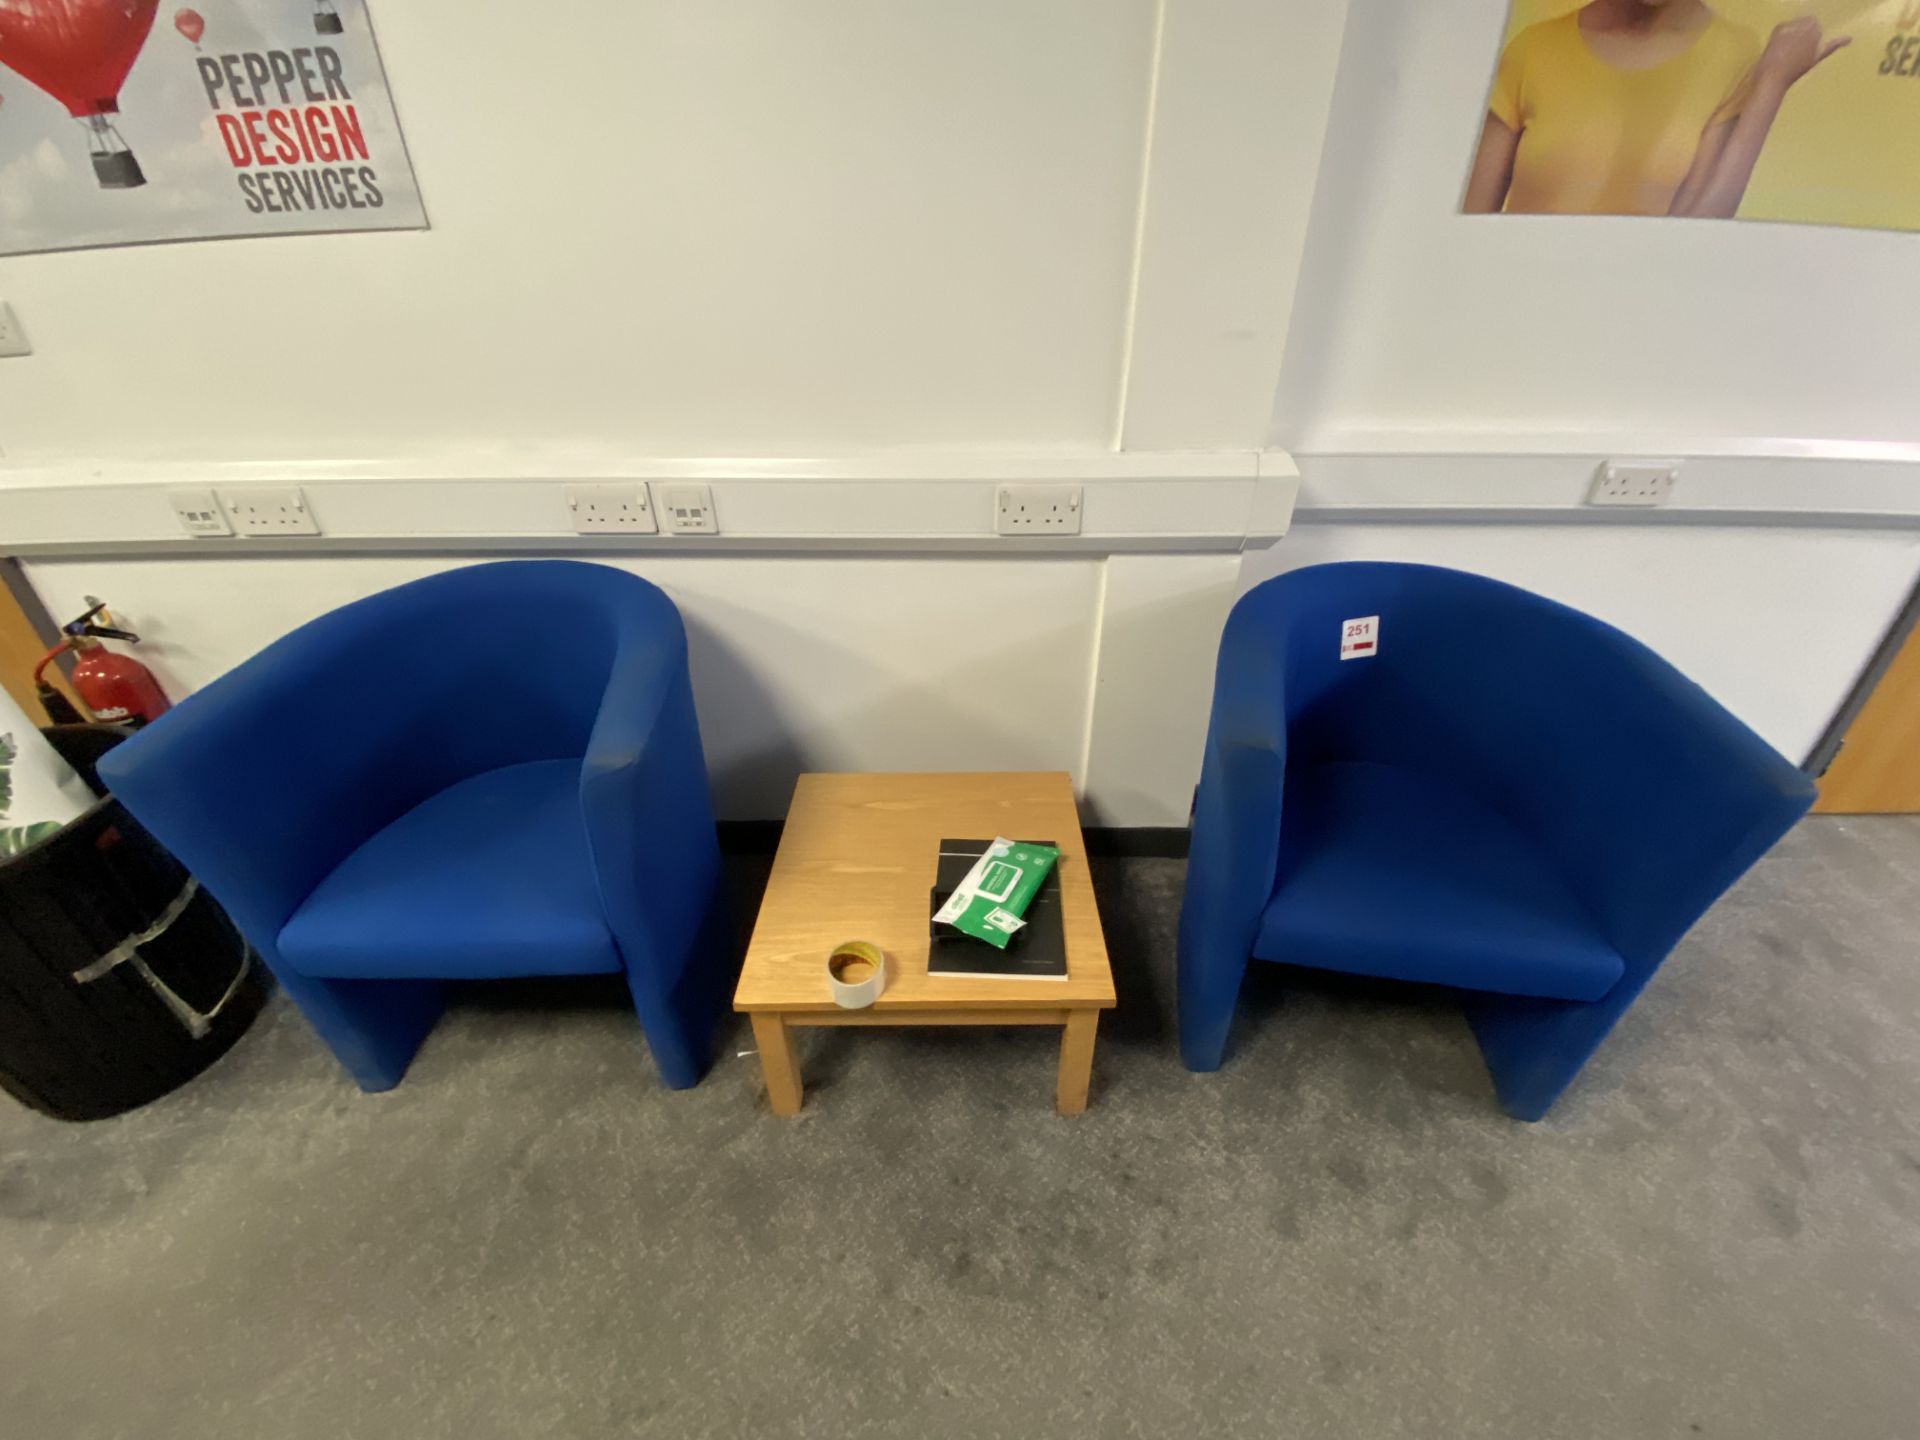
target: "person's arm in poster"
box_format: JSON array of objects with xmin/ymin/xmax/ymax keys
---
[
  {"xmin": 1464, "ymin": 36, "xmax": 1527, "ymax": 214},
  {"xmin": 1670, "ymin": 17, "xmax": 1850, "ymax": 219},
  {"xmin": 1464, "ymin": 115, "xmax": 1522, "ymax": 213}
]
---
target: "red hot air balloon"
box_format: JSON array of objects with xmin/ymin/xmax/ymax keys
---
[
  {"xmin": 173, "ymin": 8, "xmax": 204, "ymax": 46},
  {"xmin": 0, "ymin": 0, "xmax": 162, "ymax": 189}
]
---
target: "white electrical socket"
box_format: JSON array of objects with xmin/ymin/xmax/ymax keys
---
[
  {"xmin": 567, "ymin": 483, "xmax": 657, "ymax": 534},
  {"xmin": 219, "ymin": 486, "xmax": 321, "ymax": 536},
  {"xmin": 995, "ymin": 484, "xmax": 1083, "ymax": 535},
  {"xmin": 167, "ymin": 488, "xmax": 234, "ymax": 537},
  {"xmin": 657, "ymin": 483, "xmax": 718, "ymax": 535},
  {"xmin": 0, "ymin": 301, "xmax": 31, "ymax": 358},
  {"xmin": 1587, "ymin": 462, "xmax": 1680, "ymax": 507}
]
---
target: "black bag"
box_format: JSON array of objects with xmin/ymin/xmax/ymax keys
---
[{"xmin": 0, "ymin": 726, "xmax": 268, "ymax": 1121}]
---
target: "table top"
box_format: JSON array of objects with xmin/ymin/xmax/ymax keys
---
[{"xmin": 733, "ymin": 772, "xmax": 1116, "ymax": 1014}]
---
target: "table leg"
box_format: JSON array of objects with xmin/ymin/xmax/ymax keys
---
[
  {"xmin": 1056, "ymin": 1008, "xmax": 1099, "ymax": 1115},
  {"xmin": 750, "ymin": 1012, "xmax": 804, "ymax": 1116}
]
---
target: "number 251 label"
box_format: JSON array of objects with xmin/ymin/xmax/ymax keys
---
[{"xmin": 1340, "ymin": 615, "xmax": 1380, "ymax": 661}]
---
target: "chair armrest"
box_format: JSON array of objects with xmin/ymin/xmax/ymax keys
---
[
  {"xmin": 1453, "ymin": 627, "xmax": 1815, "ymax": 969},
  {"xmin": 1178, "ymin": 597, "xmax": 1291, "ymax": 969},
  {"xmin": 97, "ymin": 622, "xmax": 453, "ymax": 946},
  {"xmin": 579, "ymin": 614, "xmax": 722, "ymax": 1009},
  {"xmin": 1180, "ymin": 738, "xmax": 1286, "ymax": 964}
]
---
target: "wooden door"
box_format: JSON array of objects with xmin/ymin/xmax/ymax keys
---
[
  {"xmin": 0, "ymin": 567, "xmax": 84, "ymax": 722},
  {"xmin": 1816, "ymin": 615, "xmax": 1920, "ymax": 813}
]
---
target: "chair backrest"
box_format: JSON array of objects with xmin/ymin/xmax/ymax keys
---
[
  {"xmin": 1238, "ymin": 562, "xmax": 1751, "ymax": 775},
  {"xmin": 263, "ymin": 559, "xmax": 655, "ymax": 773},
  {"xmin": 1228, "ymin": 562, "xmax": 1811, "ymax": 961},
  {"xmin": 1243, "ymin": 561, "xmax": 1618, "ymax": 779},
  {"xmin": 197, "ymin": 560, "xmax": 676, "ymax": 804},
  {"xmin": 98, "ymin": 561, "xmax": 685, "ymax": 942}
]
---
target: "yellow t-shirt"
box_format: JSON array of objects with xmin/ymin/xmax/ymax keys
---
[{"xmin": 1489, "ymin": 11, "xmax": 1762, "ymax": 216}]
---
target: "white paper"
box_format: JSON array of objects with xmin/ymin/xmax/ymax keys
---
[{"xmin": 1340, "ymin": 615, "xmax": 1380, "ymax": 661}]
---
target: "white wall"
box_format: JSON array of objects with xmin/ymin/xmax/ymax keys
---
[
  {"xmin": 9, "ymin": 0, "xmax": 1920, "ymax": 829},
  {"xmin": 1258, "ymin": 0, "xmax": 1920, "ymax": 774},
  {"xmin": 2, "ymin": 2, "xmax": 1157, "ymax": 463},
  {"xmin": 25, "ymin": 556, "xmax": 1103, "ymax": 823},
  {"xmin": 1275, "ymin": 0, "xmax": 1920, "ymax": 452},
  {"xmin": 0, "ymin": 0, "xmax": 1346, "ymax": 467},
  {"xmin": 1240, "ymin": 523, "xmax": 1920, "ymax": 763},
  {"xmin": 1, "ymin": 2, "xmax": 1354, "ymax": 827},
  {"xmin": 23, "ymin": 553, "xmax": 1235, "ymax": 826},
  {"xmin": 1118, "ymin": 0, "xmax": 1349, "ymax": 449}
]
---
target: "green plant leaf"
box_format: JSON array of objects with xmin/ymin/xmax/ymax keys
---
[
  {"xmin": 0, "ymin": 821, "xmax": 61, "ymax": 858},
  {"xmin": 0, "ymin": 731, "xmax": 16, "ymax": 819}
]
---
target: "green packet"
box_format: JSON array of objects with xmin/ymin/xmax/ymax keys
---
[{"xmin": 933, "ymin": 837, "xmax": 1060, "ymax": 950}]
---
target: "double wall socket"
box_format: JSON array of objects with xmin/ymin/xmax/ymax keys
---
[
  {"xmin": 995, "ymin": 484, "xmax": 1083, "ymax": 535},
  {"xmin": 1587, "ymin": 462, "xmax": 1680, "ymax": 507},
  {"xmin": 211, "ymin": 486, "xmax": 320, "ymax": 536},
  {"xmin": 568, "ymin": 484, "xmax": 657, "ymax": 534}
]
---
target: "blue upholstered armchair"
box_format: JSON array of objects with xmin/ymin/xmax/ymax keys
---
[
  {"xmin": 99, "ymin": 561, "xmax": 730, "ymax": 1092},
  {"xmin": 1178, "ymin": 562, "xmax": 1814, "ymax": 1119}
]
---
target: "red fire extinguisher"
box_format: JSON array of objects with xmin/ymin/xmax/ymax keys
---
[{"xmin": 34, "ymin": 599, "xmax": 172, "ymax": 728}]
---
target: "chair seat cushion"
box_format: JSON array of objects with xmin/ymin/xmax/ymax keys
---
[
  {"xmin": 279, "ymin": 759, "xmax": 621, "ymax": 981},
  {"xmin": 1252, "ymin": 762, "xmax": 1624, "ymax": 1001}
]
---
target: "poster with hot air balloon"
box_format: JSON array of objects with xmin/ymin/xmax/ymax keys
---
[{"xmin": 0, "ymin": 0, "xmax": 423, "ymax": 255}]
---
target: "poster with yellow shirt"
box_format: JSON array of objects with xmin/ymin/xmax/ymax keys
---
[{"xmin": 1465, "ymin": 1, "xmax": 1920, "ymax": 230}]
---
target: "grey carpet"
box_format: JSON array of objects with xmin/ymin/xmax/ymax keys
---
[{"xmin": 2, "ymin": 817, "xmax": 1917, "ymax": 1440}]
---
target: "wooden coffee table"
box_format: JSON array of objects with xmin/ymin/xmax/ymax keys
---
[{"xmin": 733, "ymin": 772, "xmax": 1116, "ymax": 1115}]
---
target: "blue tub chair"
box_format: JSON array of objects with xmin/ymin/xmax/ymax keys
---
[
  {"xmin": 1177, "ymin": 562, "xmax": 1814, "ymax": 1119},
  {"xmin": 99, "ymin": 560, "xmax": 730, "ymax": 1093}
]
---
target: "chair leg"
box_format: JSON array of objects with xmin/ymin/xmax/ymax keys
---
[
  {"xmin": 1462, "ymin": 982, "xmax": 1647, "ymax": 1121},
  {"xmin": 627, "ymin": 969, "xmax": 706, "ymax": 1091},
  {"xmin": 1178, "ymin": 944, "xmax": 1251, "ymax": 1073},
  {"xmin": 273, "ymin": 966, "xmax": 444, "ymax": 1093},
  {"xmin": 625, "ymin": 885, "xmax": 736, "ymax": 1090}
]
